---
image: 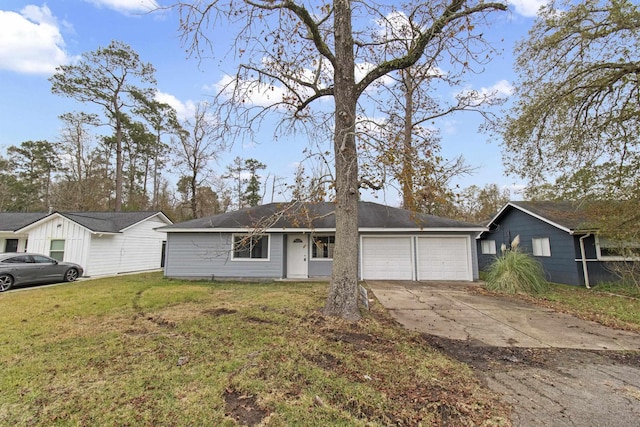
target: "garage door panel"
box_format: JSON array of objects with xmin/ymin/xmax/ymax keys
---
[
  {"xmin": 418, "ymin": 237, "xmax": 471, "ymax": 281},
  {"xmin": 362, "ymin": 237, "xmax": 413, "ymax": 280}
]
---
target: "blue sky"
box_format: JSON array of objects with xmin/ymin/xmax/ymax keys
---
[{"xmin": 0, "ymin": 0, "xmax": 547, "ymax": 205}]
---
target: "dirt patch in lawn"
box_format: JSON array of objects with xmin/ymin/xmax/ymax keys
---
[
  {"xmin": 224, "ymin": 388, "xmax": 269, "ymax": 426},
  {"xmin": 203, "ymin": 307, "xmax": 237, "ymax": 316}
]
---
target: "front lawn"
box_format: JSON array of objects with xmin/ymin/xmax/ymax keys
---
[
  {"xmin": 497, "ymin": 282, "xmax": 640, "ymax": 332},
  {"xmin": 0, "ymin": 273, "xmax": 509, "ymax": 426}
]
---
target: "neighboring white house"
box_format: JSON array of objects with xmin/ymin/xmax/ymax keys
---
[{"xmin": 0, "ymin": 211, "xmax": 172, "ymax": 277}]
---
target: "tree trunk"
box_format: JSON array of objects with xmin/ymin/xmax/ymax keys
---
[
  {"xmin": 323, "ymin": 0, "xmax": 361, "ymax": 322},
  {"xmin": 401, "ymin": 70, "xmax": 415, "ymax": 211},
  {"xmin": 114, "ymin": 116, "xmax": 123, "ymax": 211},
  {"xmin": 153, "ymin": 131, "xmax": 161, "ymax": 209},
  {"xmin": 190, "ymin": 170, "xmax": 198, "ymax": 218}
]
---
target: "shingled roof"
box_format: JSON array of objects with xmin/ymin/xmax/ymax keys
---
[
  {"xmin": 488, "ymin": 201, "xmax": 595, "ymax": 234},
  {"xmin": 0, "ymin": 211, "xmax": 169, "ymax": 233},
  {"xmin": 0, "ymin": 212, "xmax": 48, "ymax": 232},
  {"xmin": 56, "ymin": 212, "xmax": 167, "ymax": 233},
  {"xmin": 162, "ymin": 201, "xmax": 484, "ymax": 231}
]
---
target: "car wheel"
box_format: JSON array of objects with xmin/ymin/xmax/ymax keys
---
[
  {"xmin": 64, "ymin": 268, "xmax": 79, "ymax": 282},
  {"xmin": 0, "ymin": 274, "xmax": 14, "ymax": 292}
]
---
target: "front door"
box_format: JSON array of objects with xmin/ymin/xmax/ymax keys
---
[{"xmin": 287, "ymin": 234, "xmax": 308, "ymax": 279}]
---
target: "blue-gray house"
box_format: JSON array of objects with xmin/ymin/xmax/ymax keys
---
[
  {"xmin": 161, "ymin": 201, "xmax": 486, "ymax": 282},
  {"xmin": 477, "ymin": 201, "xmax": 631, "ymax": 287}
]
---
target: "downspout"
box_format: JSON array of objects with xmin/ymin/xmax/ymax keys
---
[{"xmin": 579, "ymin": 233, "xmax": 591, "ymax": 289}]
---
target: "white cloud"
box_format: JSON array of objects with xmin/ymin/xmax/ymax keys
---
[
  {"xmin": 211, "ymin": 58, "xmax": 399, "ymax": 109},
  {"xmin": 0, "ymin": 5, "xmax": 71, "ymax": 74},
  {"xmin": 484, "ymin": 79, "xmax": 514, "ymax": 97},
  {"xmin": 155, "ymin": 91, "xmax": 197, "ymax": 121},
  {"xmin": 84, "ymin": 0, "xmax": 159, "ymax": 14},
  {"xmin": 355, "ymin": 62, "xmax": 396, "ymax": 87},
  {"xmin": 455, "ymin": 79, "xmax": 514, "ymax": 107},
  {"xmin": 509, "ymin": 0, "xmax": 547, "ymax": 17},
  {"xmin": 213, "ymin": 74, "xmax": 292, "ymax": 109},
  {"xmin": 442, "ymin": 119, "xmax": 459, "ymax": 135},
  {"xmin": 375, "ymin": 11, "xmax": 413, "ymax": 46}
]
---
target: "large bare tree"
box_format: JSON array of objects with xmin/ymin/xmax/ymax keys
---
[
  {"xmin": 176, "ymin": 0, "xmax": 507, "ymax": 320},
  {"xmin": 174, "ymin": 102, "xmax": 225, "ymax": 219},
  {"xmin": 358, "ymin": 10, "xmax": 506, "ymax": 213}
]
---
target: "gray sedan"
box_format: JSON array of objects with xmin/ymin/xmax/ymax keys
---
[{"xmin": 0, "ymin": 253, "xmax": 83, "ymax": 292}]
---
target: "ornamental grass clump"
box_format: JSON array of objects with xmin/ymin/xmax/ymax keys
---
[{"xmin": 485, "ymin": 235, "xmax": 548, "ymax": 295}]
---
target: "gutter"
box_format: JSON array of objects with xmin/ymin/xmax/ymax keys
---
[{"xmin": 579, "ymin": 233, "xmax": 591, "ymax": 289}]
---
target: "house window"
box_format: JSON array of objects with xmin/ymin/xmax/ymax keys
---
[
  {"xmin": 50, "ymin": 240, "xmax": 65, "ymax": 261},
  {"xmin": 312, "ymin": 236, "xmax": 335, "ymax": 259},
  {"xmin": 481, "ymin": 240, "xmax": 496, "ymax": 255},
  {"xmin": 232, "ymin": 235, "xmax": 269, "ymax": 260},
  {"xmin": 597, "ymin": 237, "xmax": 640, "ymax": 260},
  {"xmin": 4, "ymin": 239, "xmax": 18, "ymax": 252},
  {"xmin": 532, "ymin": 237, "xmax": 551, "ymax": 257}
]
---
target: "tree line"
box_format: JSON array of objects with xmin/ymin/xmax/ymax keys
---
[
  {"xmin": 0, "ymin": 37, "xmax": 511, "ymax": 223},
  {"xmin": 0, "ymin": 131, "xmax": 509, "ymax": 224}
]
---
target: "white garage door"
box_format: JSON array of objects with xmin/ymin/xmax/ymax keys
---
[
  {"xmin": 417, "ymin": 237, "xmax": 472, "ymax": 281},
  {"xmin": 361, "ymin": 237, "xmax": 413, "ymax": 280}
]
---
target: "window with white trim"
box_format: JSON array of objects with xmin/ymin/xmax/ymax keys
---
[
  {"xmin": 532, "ymin": 237, "xmax": 551, "ymax": 257},
  {"xmin": 597, "ymin": 237, "xmax": 640, "ymax": 260},
  {"xmin": 481, "ymin": 240, "xmax": 496, "ymax": 255},
  {"xmin": 50, "ymin": 239, "xmax": 65, "ymax": 261},
  {"xmin": 312, "ymin": 236, "xmax": 335, "ymax": 259},
  {"xmin": 232, "ymin": 234, "xmax": 269, "ymax": 260}
]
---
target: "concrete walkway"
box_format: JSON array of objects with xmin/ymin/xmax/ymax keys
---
[{"xmin": 367, "ymin": 280, "xmax": 640, "ymax": 350}]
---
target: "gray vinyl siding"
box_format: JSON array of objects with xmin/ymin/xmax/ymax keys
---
[
  {"xmin": 164, "ymin": 232, "xmax": 284, "ymax": 279},
  {"xmin": 309, "ymin": 260, "xmax": 332, "ymax": 277}
]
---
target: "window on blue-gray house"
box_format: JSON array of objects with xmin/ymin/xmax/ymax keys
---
[
  {"xmin": 532, "ymin": 237, "xmax": 551, "ymax": 257},
  {"xmin": 481, "ymin": 240, "xmax": 496, "ymax": 255},
  {"xmin": 597, "ymin": 237, "xmax": 640, "ymax": 260},
  {"xmin": 312, "ymin": 236, "xmax": 335, "ymax": 259},
  {"xmin": 232, "ymin": 235, "xmax": 269, "ymax": 259}
]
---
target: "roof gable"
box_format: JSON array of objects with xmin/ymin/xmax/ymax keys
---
[
  {"xmin": 162, "ymin": 201, "xmax": 484, "ymax": 231},
  {"xmin": 487, "ymin": 201, "xmax": 593, "ymax": 235}
]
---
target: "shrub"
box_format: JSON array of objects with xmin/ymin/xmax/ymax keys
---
[{"xmin": 485, "ymin": 235, "xmax": 548, "ymax": 295}]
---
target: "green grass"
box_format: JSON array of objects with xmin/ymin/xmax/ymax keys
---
[
  {"xmin": 518, "ymin": 282, "xmax": 640, "ymax": 331},
  {"xmin": 0, "ymin": 273, "xmax": 509, "ymax": 426},
  {"xmin": 485, "ymin": 249, "xmax": 548, "ymax": 295}
]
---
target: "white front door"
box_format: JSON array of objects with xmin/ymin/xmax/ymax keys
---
[{"xmin": 287, "ymin": 234, "xmax": 308, "ymax": 279}]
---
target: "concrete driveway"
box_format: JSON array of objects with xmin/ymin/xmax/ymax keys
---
[
  {"xmin": 368, "ymin": 281, "xmax": 640, "ymax": 426},
  {"xmin": 367, "ymin": 280, "xmax": 640, "ymax": 350}
]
